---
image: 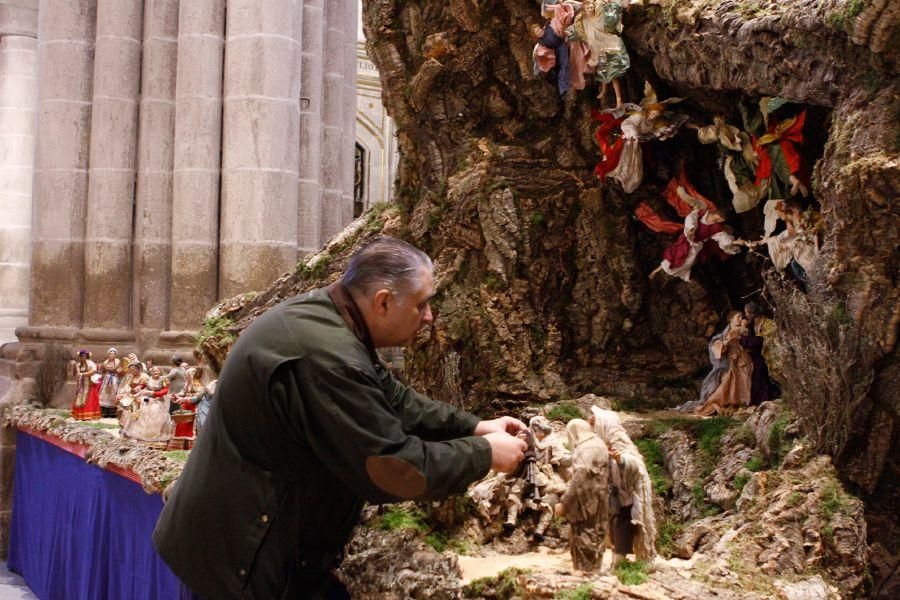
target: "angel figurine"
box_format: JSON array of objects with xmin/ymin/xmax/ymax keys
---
[
  {"xmin": 597, "ymin": 82, "xmax": 688, "ymax": 193},
  {"xmin": 692, "ymin": 115, "xmax": 766, "ymax": 213},
  {"xmin": 639, "ymin": 171, "xmax": 746, "ymax": 282},
  {"xmin": 573, "ymin": 0, "xmax": 634, "ymax": 107},
  {"xmin": 741, "ymin": 97, "xmax": 810, "ymax": 201}
]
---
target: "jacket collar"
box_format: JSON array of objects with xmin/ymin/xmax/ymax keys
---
[{"xmin": 327, "ymin": 282, "xmax": 377, "ymax": 357}]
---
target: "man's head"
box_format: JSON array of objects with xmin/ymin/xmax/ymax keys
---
[{"xmin": 341, "ymin": 237, "xmax": 435, "ymax": 348}]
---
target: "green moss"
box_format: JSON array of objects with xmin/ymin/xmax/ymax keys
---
[
  {"xmin": 197, "ymin": 315, "xmax": 236, "ymax": 347},
  {"xmin": 164, "ymin": 450, "xmax": 190, "ymax": 462},
  {"xmin": 531, "ymin": 211, "xmax": 546, "ymax": 228},
  {"xmin": 656, "ymin": 519, "xmax": 684, "ymax": 557},
  {"xmin": 545, "ymin": 401, "xmax": 583, "ymax": 422},
  {"xmin": 691, "ymin": 482, "xmax": 721, "ymax": 517},
  {"xmin": 614, "ymin": 559, "xmax": 649, "ymax": 585},
  {"xmin": 554, "ymin": 583, "xmax": 594, "ymax": 600},
  {"xmin": 425, "ymin": 531, "xmax": 471, "ymax": 554},
  {"xmin": 377, "ymin": 506, "xmax": 428, "ymax": 532},
  {"xmin": 826, "ymin": 0, "xmax": 866, "ymax": 33},
  {"xmin": 745, "ymin": 454, "xmax": 765, "ymax": 472},
  {"xmin": 634, "ymin": 438, "xmax": 671, "ymax": 496},
  {"xmin": 733, "ymin": 425, "xmax": 757, "ymax": 448},
  {"xmin": 733, "ymin": 472, "xmax": 750, "ymax": 493},
  {"xmin": 767, "ymin": 413, "xmax": 792, "ymax": 466},
  {"xmin": 819, "ymin": 483, "xmax": 849, "ymax": 522},
  {"xmin": 786, "ymin": 491, "xmax": 805, "ymax": 507},
  {"xmin": 463, "ymin": 568, "xmax": 526, "ymax": 599},
  {"xmin": 295, "ymin": 252, "xmax": 334, "ymax": 279}
]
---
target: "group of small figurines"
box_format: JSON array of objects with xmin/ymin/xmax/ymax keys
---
[
  {"xmin": 680, "ymin": 301, "xmax": 781, "ymax": 417},
  {"xmin": 531, "ymin": 2, "xmax": 821, "ymax": 288},
  {"xmin": 471, "ymin": 407, "xmax": 656, "ymax": 572},
  {"xmin": 70, "ymin": 348, "xmax": 216, "ymax": 450}
]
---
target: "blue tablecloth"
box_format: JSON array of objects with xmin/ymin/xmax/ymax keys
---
[{"xmin": 7, "ymin": 431, "xmax": 185, "ymax": 600}]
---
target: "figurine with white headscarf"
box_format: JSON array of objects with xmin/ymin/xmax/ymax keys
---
[
  {"xmin": 589, "ymin": 406, "xmax": 657, "ymax": 564},
  {"xmin": 555, "ymin": 419, "xmax": 609, "ymax": 572}
]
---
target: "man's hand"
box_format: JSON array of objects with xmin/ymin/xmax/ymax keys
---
[
  {"xmin": 474, "ymin": 416, "xmax": 527, "ymax": 437},
  {"xmin": 483, "ymin": 432, "xmax": 527, "ymax": 473}
]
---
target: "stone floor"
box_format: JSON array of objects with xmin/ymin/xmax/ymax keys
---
[{"xmin": 0, "ymin": 563, "xmax": 36, "ymax": 599}]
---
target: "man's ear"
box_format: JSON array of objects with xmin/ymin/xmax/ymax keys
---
[{"xmin": 372, "ymin": 289, "xmax": 392, "ymax": 316}]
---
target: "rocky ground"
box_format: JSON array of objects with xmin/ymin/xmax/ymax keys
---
[{"xmin": 336, "ymin": 399, "xmax": 870, "ymax": 599}]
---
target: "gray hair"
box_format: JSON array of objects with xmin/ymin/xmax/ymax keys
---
[{"xmin": 341, "ymin": 236, "xmax": 433, "ymax": 299}]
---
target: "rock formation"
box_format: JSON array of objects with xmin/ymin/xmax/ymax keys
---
[{"xmin": 197, "ymin": 1, "xmax": 897, "ymax": 594}]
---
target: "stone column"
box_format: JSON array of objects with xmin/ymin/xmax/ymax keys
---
[
  {"xmin": 220, "ymin": 0, "xmax": 302, "ymax": 298},
  {"xmin": 0, "ymin": 35, "xmax": 37, "ymax": 343},
  {"xmin": 168, "ymin": 0, "xmax": 225, "ymax": 332},
  {"xmin": 133, "ymin": 0, "xmax": 179, "ymax": 340},
  {"xmin": 28, "ymin": 0, "xmax": 96, "ymax": 331},
  {"xmin": 341, "ymin": 0, "xmax": 358, "ymax": 226},
  {"xmin": 319, "ymin": 0, "xmax": 346, "ymax": 241},
  {"xmin": 297, "ymin": 0, "xmax": 324, "ymax": 255},
  {"xmin": 82, "ymin": 0, "xmax": 143, "ymax": 332}
]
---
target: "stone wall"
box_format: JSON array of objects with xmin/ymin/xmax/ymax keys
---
[
  {"xmin": 11, "ymin": 0, "xmax": 359, "ymax": 357},
  {"xmin": 0, "ymin": 2, "xmax": 37, "ymax": 343}
]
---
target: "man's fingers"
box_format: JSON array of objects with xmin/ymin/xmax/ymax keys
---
[{"xmin": 504, "ymin": 417, "xmax": 528, "ymax": 434}]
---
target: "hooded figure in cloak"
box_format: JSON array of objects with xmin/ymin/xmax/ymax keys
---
[
  {"xmin": 589, "ymin": 407, "xmax": 657, "ymax": 564},
  {"xmin": 556, "ymin": 419, "xmax": 609, "ymax": 571}
]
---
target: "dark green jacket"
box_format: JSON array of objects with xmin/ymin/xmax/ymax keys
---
[{"xmin": 152, "ymin": 285, "xmax": 492, "ymax": 599}]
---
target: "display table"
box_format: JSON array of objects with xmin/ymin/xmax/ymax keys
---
[{"xmin": 7, "ymin": 429, "xmax": 184, "ymax": 599}]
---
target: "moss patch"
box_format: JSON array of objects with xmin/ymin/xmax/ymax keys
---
[
  {"xmin": 634, "ymin": 438, "xmax": 671, "ymax": 496},
  {"xmin": 545, "ymin": 401, "xmax": 583, "ymax": 422},
  {"xmin": 463, "ymin": 568, "xmax": 526, "ymax": 599},
  {"xmin": 377, "ymin": 506, "xmax": 429, "ymax": 533},
  {"xmin": 164, "ymin": 450, "xmax": 190, "ymax": 462},
  {"xmin": 614, "ymin": 559, "xmax": 649, "ymax": 585},
  {"xmin": 554, "ymin": 583, "xmax": 594, "ymax": 600}
]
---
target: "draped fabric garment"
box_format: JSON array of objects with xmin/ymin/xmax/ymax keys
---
[
  {"xmin": 72, "ymin": 360, "xmax": 101, "ymax": 421},
  {"xmin": 560, "ymin": 420, "xmax": 608, "ymax": 571},
  {"xmin": 589, "ymin": 408, "xmax": 657, "ymax": 560},
  {"xmin": 696, "ymin": 332, "xmax": 753, "ymax": 416}
]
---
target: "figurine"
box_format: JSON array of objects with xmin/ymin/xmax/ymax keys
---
[
  {"xmin": 649, "ymin": 208, "xmax": 744, "ymax": 282},
  {"xmin": 635, "ymin": 169, "xmax": 718, "ymax": 234},
  {"xmin": 171, "ymin": 366, "xmax": 205, "ymax": 439},
  {"xmin": 694, "ymin": 312, "xmax": 753, "ymax": 416},
  {"xmin": 589, "ymin": 407, "xmax": 657, "ymax": 563},
  {"xmin": 741, "ymin": 97, "xmax": 810, "ymax": 201},
  {"xmin": 754, "ymin": 199, "xmax": 820, "ymax": 284},
  {"xmin": 167, "ymin": 355, "xmax": 187, "ymax": 397},
  {"xmin": 194, "ymin": 379, "xmax": 217, "ymax": 434},
  {"xmin": 97, "ymin": 347, "xmax": 123, "ymax": 418},
  {"xmin": 692, "ymin": 115, "xmax": 766, "ymax": 213},
  {"xmin": 574, "ymin": 0, "xmax": 632, "ymax": 107},
  {"xmin": 116, "ymin": 361, "xmax": 149, "ymax": 419},
  {"xmin": 504, "ymin": 418, "xmax": 571, "ymax": 541},
  {"xmin": 742, "ymin": 302, "xmax": 781, "ymax": 405},
  {"xmin": 71, "ymin": 350, "xmax": 101, "ymax": 421},
  {"xmin": 121, "ymin": 366, "xmax": 173, "ymax": 446},
  {"xmin": 531, "ymin": 2, "xmax": 576, "ymax": 96},
  {"xmin": 600, "ymin": 83, "xmax": 687, "ymax": 192},
  {"xmin": 555, "ymin": 419, "xmax": 609, "ymax": 572}
]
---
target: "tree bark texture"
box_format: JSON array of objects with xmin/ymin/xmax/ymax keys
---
[{"xmin": 204, "ymin": 0, "xmax": 898, "ymax": 509}]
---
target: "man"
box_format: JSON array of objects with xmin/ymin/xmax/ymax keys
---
[{"xmin": 153, "ymin": 237, "xmax": 528, "ymax": 599}]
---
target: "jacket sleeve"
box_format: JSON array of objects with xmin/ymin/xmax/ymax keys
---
[
  {"xmin": 379, "ymin": 365, "xmax": 482, "ymax": 441},
  {"xmin": 280, "ymin": 359, "xmax": 492, "ymax": 504}
]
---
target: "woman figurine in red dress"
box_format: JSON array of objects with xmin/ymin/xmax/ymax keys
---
[{"xmin": 71, "ymin": 349, "xmax": 102, "ymax": 420}]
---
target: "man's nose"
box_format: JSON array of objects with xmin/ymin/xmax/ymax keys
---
[{"xmin": 421, "ymin": 304, "xmax": 433, "ymax": 325}]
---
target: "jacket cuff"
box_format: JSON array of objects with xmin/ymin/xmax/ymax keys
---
[{"xmin": 470, "ymin": 436, "xmax": 493, "ymax": 480}]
